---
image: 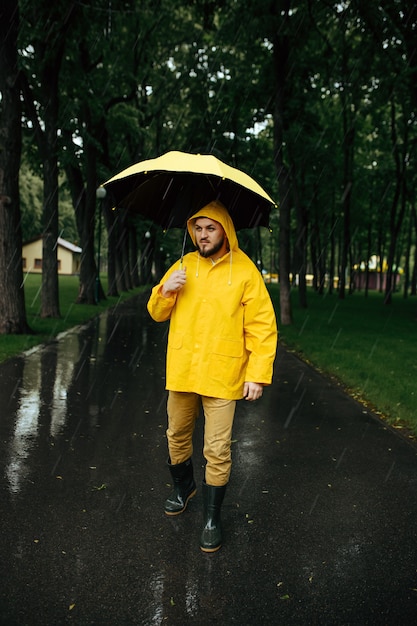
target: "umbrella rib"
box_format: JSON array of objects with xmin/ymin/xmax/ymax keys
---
[
  {"xmin": 162, "ymin": 177, "xmax": 174, "ymax": 200},
  {"xmin": 206, "ymin": 175, "xmax": 217, "ymax": 193}
]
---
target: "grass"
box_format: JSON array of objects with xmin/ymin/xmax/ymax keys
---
[
  {"xmin": 0, "ymin": 274, "xmax": 146, "ymax": 362},
  {"xmin": 268, "ymin": 284, "xmax": 417, "ymax": 437}
]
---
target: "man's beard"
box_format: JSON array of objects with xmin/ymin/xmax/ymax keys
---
[{"xmin": 197, "ymin": 236, "xmax": 225, "ymax": 258}]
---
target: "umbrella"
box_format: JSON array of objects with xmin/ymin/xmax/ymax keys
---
[{"xmin": 102, "ymin": 150, "xmax": 276, "ymax": 231}]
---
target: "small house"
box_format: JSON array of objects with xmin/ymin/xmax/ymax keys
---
[{"xmin": 22, "ymin": 236, "xmax": 82, "ymax": 275}]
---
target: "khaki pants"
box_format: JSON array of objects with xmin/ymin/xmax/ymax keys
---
[{"xmin": 167, "ymin": 391, "xmax": 236, "ymax": 486}]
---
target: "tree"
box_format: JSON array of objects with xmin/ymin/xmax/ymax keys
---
[
  {"xmin": 5, "ymin": 0, "xmax": 416, "ymax": 327},
  {"xmin": 61, "ymin": 0, "xmax": 201, "ymax": 299},
  {"xmin": 19, "ymin": 0, "xmax": 80, "ymax": 317},
  {"xmin": 383, "ymin": 100, "xmax": 409, "ymax": 304},
  {"xmin": 0, "ymin": 0, "xmax": 31, "ymax": 334},
  {"xmin": 271, "ymin": 3, "xmax": 293, "ymax": 325},
  {"xmin": 353, "ymin": 0, "xmax": 417, "ymax": 305}
]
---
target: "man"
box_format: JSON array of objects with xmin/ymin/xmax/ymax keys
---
[{"xmin": 147, "ymin": 200, "xmax": 277, "ymax": 553}]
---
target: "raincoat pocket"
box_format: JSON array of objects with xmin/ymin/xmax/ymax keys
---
[
  {"xmin": 212, "ymin": 338, "xmax": 243, "ymax": 358},
  {"xmin": 209, "ymin": 338, "xmax": 245, "ymax": 389}
]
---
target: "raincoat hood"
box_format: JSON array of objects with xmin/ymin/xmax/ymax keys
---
[{"xmin": 187, "ymin": 201, "xmax": 239, "ymax": 252}]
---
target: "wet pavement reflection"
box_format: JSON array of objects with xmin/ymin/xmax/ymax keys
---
[{"xmin": 1, "ymin": 293, "xmax": 417, "ymax": 624}]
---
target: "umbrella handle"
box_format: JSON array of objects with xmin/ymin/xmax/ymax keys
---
[{"xmin": 180, "ymin": 228, "xmax": 188, "ymax": 270}]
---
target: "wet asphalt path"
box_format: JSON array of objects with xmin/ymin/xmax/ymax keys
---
[{"xmin": 0, "ymin": 293, "xmax": 417, "ymax": 625}]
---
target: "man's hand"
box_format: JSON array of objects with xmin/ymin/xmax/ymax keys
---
[
  {"xmin": 161, "ymin": 269, "xmax": 187, "ymax": 297},
  {"xmin": 243, "ymin": 382, "xmax": 263, "ymax": 401}
]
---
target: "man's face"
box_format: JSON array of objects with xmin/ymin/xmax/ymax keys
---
[{"xmin": 194, "ymin": 217, "xmax": 227, "ymax": 259}]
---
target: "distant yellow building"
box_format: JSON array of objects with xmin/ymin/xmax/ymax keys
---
[{"xmin": 22, "ymin": 237, "xmax": 82, "ymax": 275}]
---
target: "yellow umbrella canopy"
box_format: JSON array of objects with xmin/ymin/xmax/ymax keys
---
[{"xmin": 103, "ymin": 151, "xmax": 276, "ymax": 230}]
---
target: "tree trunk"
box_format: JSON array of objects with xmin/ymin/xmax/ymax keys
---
[
  {"xmin": 365, "ymin": 220, "xmax": 372, "ymax": 297},
  {"xmin": 255, "ymin": 227, "xmax": 264, "ymax": 273},
  {"xmin": 337, "ymin": 28, "xmax": 356, "ymax": 301},
  {"xmin": 20, "ymin": 46, "xmax": 61, "ymax": 318},
  {"xmin": 310, "ymin": 223, "xmax": 318, "ymax": 292},
  {"xmin": 139, "ymin": 231, "xmax": 155, "ymax": 286},
  {"xmin": 41, "ymin": 145, "xmax": 60, "ymax": 318},
  {"xmin": 338, "ymin": 121, "xmax": 354, "ymax": 300},
  {"xmin": 36, "ymin": 16, "xmax": 62, "ymax": 318},
  {"xmin": 272, "ymin": 4, "xmax": 292, "ymax": 325},
  {"xmin": 328, "ymin": 194, "xmax": 336, "ymax": 295},
  {"xmin": 384, "ymin": 101, "xmax": 407, "ymax": 305},
  {"xmin": 276, "ymin": 157, "xmax": 292, "ymax": 324},
  {"xmin": 129, "ymin": 223, "xmax": 140, "ymax": 287},
  {"xmin": 0, "ymin": 0, "xmax": 31, "ymax": 334},
  {"xmin": 292, "ymin": 165, "xmax": 307, "ymax": 308},
  {"xmin": 79, "ymin": 136, "xmax": 100, "ymax": 305},
  {"xmin": 39, "ymin": 44, "xmax": 62, "ymax": 317},
  {"xmin": 410, "ymin": 202, "xmax": 417, "ymax": 296},
  {"xmin": 115, "ymin": 213, "xmax": 131, "ymax": 293},
  {"xmin": 20, "ymin": 4, "xmax": 79, "ymax": 317},
  {"xmin": 105, "ymin": 203, "xmax": 119, "ymax": 297}
]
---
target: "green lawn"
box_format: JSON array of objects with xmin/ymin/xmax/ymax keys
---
[
  {"xmin": 268, "ymin": 285, "xmax": 417, "ymax": 437},
  {"xmin": 0, "ymin": 274, "xmax": 146, "ymax": 362}
]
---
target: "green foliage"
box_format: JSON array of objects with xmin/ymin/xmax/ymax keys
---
[
  {"xmin": 19, "ymin": 167, "xmax": 43, "ymax": 240},
  {"xmin": 12, "ymin": 0, "xmax": 417, "ymax": 313},
  {"xmin": 19, "ymin": 163, "xmax": 78, "ymax": 244}
]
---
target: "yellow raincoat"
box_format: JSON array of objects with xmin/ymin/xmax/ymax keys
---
[{"xmin": 147, "ymin": 202, "xmax": 278, "ymax": 400}]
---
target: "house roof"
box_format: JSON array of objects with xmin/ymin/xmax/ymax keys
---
[
  {"xmin": 23, "ymin": 236, "xmax": 82, "ymax": 254},
  {"xmin": 57, "ymin": 237, "xmax": 82, "ymax": 253}
]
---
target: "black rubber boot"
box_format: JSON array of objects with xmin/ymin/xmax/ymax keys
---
[
  {"xmin": 164, "ymin": 458, "xmax": 197, "ymax": 516},
  {"xmin": 200, "ymin": 481, "xmax": 227, "ymax": 553}
]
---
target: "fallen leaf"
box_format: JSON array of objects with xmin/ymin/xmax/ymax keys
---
[
  {"xmin": 69, "ymin": 604, "xmax": 76, "ymax": 611},
  {"xmin": 92, "ymin": 483, "xmax": 107, "ymax": 491}
]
